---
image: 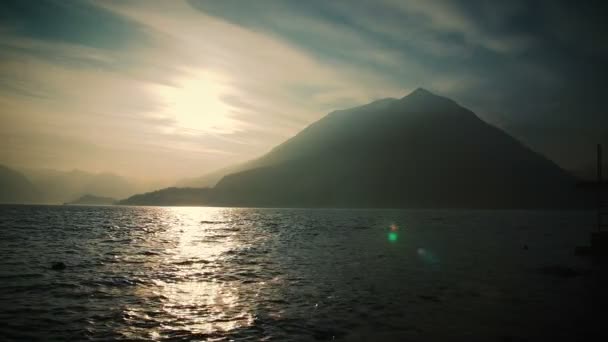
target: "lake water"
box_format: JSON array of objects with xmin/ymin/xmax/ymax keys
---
[{"xmin": 0, "ymin": 205, "xmax": 605, "ymax": 341}]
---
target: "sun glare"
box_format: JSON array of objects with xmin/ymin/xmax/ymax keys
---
[{"xmin": 156, "ymin": 70, "xmax": 238, "ymax": 134}]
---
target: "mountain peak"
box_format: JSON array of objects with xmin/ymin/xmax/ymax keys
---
[
  {"xmin": 411, "ymin": 87, "xmax": 433, "ymax": 95},
  {"xmin": 404, "ymin": 87, "xmax": 440, "ymax": 99},
  {"xmin": 399, "ymin": 87, "xmax": 458, "ymax": 112}
]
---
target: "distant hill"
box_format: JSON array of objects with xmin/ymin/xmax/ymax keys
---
[
  {"xmin": 0, "ymin": 164, "xmax": 39, "ymax": 204},
  {"xmin": 119, "ymin": 187, "xmax": 213, "ymax": 206},
  {"xmin": 65, "ymin": 194, "xmax": 116, "ymax": 205},
  {"xmin": 123, "ymin": 88, "xmax": 586, "ymax": 209}
]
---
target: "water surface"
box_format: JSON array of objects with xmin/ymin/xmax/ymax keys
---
[{"xmin": 0, "ymin": 205, "xmax": 603, "ymax": 341}]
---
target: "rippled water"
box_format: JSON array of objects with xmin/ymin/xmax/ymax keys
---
[{"xmin": 0, "ymin": 205, "xmax": 605, "ymax": 341}]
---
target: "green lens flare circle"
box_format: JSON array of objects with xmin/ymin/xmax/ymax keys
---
[{"xmin": 388, "ymin": 232, "xmax": 398, "ymax": 242}]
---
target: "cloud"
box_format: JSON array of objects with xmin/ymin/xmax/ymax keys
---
[
  {"xmin": 0, "ymin": 0, "xmax": 409, "ymax": 178},
  {"xmin": 1, "ymin": 0, "xmax": 606, "ymax": 179}
]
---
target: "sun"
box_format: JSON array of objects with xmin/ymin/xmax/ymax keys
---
[{"xmin": 156, "ymin": 70, "xmax": 238, "ymax": 134}]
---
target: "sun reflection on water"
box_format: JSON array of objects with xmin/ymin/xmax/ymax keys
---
[
  {"xmin": 156, "ymin": 280, "xmax": 254, "ymax": 334},
  {"xmin": 120, "ymin": 207, "xmax": 259, "ymax": 338}
]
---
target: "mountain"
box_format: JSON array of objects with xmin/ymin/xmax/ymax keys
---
[
  {"xmin": 0, "ymin": 164, "xmax": 39, "ymax": 204},
  {"xmin": 125, "ymin": 88, "xmax": 586, "ymax": 208},
  {"xmin": 65, "ymin": 194, "xmax": 116, "ymax": 205}
]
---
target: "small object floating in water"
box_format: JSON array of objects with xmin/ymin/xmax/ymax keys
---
[
  {"xmin": 522, "ymin": 244, "xmax": 529, "ymax": 250},
  {"xmin": 51, "ymin": 262, "xmax": 66, "ymax": 270}
]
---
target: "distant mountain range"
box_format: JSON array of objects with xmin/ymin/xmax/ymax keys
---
[
  {"xmin": 122, "ymin": 88, "xmax": 587, "ymax": 209},
  {"xmin": 0, "ymin": 166, "xmax": 163, "ymax": 204}
]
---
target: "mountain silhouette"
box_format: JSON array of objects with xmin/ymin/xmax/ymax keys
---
[
  {"xmin": 0, "ymin": 164, "xmax": 39, "ymax": 203},
  {"xmin": 120, "ymin": 187, "xmax": 212, "ymax": 206},
  {"xmin": 124, "ymin": 88, "xmax": 584, "ymax": 208}
]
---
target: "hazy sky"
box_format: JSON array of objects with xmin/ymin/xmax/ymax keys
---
[{"xmin": 1, "ymin": 0, "xmax": 606, "ymax": 180}]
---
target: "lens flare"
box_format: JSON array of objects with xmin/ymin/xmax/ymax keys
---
[
  {"xmin": 388, "ymin": 232, "xmax": 398, "ymax": 242},
  {"xmin": 388, "ymin": 223, "xmax": 399, "ymax": 242}
]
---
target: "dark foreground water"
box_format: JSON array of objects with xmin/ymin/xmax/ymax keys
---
[{"xmin": 0, "ymin": 205, "xmax": 606, "ymax": 341}]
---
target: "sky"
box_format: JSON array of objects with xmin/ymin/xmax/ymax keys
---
[{"xmin": 0, "ymin": 0, "xmax": 606, "ymax": 180}]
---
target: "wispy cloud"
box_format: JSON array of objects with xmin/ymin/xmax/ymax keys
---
[{"xmin": 1, "ymin": 0, "xmax": 408, "ymax": 178}]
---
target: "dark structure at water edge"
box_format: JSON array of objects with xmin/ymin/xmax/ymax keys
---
[{"xmin": 576, "ymin": 144, "xmax": 608, "ymax": 256}]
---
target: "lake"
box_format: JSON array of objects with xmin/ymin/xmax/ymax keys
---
[{"xmin": 0, "ymin": 205, "xmax": 604, "ymax": 341}]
